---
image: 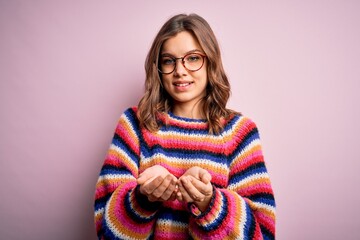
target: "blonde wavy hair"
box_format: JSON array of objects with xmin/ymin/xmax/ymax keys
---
[{"xmin": 137, "ymin": 13, "xmax": 236, "ymax": 134}]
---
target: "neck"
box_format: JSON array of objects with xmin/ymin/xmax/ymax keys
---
[{"xmin": 172, "ymin": 101, "xmax": 205, "ymax": 119}]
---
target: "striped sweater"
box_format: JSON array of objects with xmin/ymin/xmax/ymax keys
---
[{"xmin": 94, "ymin": 107, "xmax": 276, "ymax": 240}]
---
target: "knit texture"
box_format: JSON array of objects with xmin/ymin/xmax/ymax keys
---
[{"xmin": 94, "ymin": 107, "xmax": 276, "ymax": 240}]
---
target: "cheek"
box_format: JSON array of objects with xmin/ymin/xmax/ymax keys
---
[
  {"xmin": 161, "ymin": 76, "xmax": 172, "ymax": 91},
  {"xmin": 195, "ymin": 68, "xmax": 208, "ymax": 83},
  {"xmin": 162, "ymin": 76, "xmax": 170, "ymax": 85}
]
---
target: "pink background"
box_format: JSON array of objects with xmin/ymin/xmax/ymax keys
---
[{"xmin": 1, "ymin": 1, "xmax": 359, "ymax": 239}]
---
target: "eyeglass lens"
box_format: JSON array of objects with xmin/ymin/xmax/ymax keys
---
[{"xmin": 158, "ymin": 53, "xmax": 205, "ymax": 74}]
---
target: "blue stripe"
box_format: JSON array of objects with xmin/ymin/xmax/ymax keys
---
[
  {"xmin": 100, "ymin": 167, "xmax": 133, "ymax": 177},
  {"xmin": 243, "ymin": 202, "xmax": 255, "ymax": 240},
  {"xmin": 228, "ymin": 127, "xmax": 260, "ymax": 160},
  {"xmin": 102, "ymin": 220, "xmax": 120, "ymax": 240},
  {"xmin": 157, "ymin": 208, "xmax": 190, "ymax": 222},
  {"xmin": 250, "ymin": 193, "xmax": 276, "ymax": 207},
  {"xmin": 123, "ymin": 108, "xmax": 142, "ymax": 138},
  {"xmin": 229, "ymin": 166, "xmax": 268, "ymax": 186},
  {"xmin": 141, "ymin": 145, "xmax": 227, "ymax": 164},
  {"xmin": 94, "ymin": 194, "xmax": 109, "ymax": 212},
  {"xmin": 124, "ymin": 190, "xmax": 156, "ymax": 223},
  {"xmin": 159, "ymin": 124, "xmax": 210, "ymax": 134},
  {"xmin": 111, "ymin": 136, "xmax": 140, "ymax": 167},
  {"xmin": 201, "ymin": 191, "xmax": 228, "ymax": 231}
]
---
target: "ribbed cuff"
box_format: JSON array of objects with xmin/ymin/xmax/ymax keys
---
[{"xmin": 188, "ymin": 185, "xmax": 217, "ymax": 219}]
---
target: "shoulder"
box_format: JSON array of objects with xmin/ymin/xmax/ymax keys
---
[
  {"xmin": 221, "ymin": 112, "xmax": 263, "ymax": 155},
  {"xmin": 224, "ymin": 111, "xmax": 260, "ymax": 134},
  {"xmin": 113, "ymin": 107, "xmax": 143, "ymax": 141},
  {"xmin": 117, "ymin": 106, "xmax": 140, "ymax": 126},
  {"xmin": 119, "ymin": 106, "xmax": 138, "ymax": 118},
  {"xmin": 123, "ymin": 106, "xmax": 138, "ymax": 115}
]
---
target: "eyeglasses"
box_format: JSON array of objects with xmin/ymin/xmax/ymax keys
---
[{"xmin": 157, "ymin": 52, "xmax": 206, "ymax": 74}]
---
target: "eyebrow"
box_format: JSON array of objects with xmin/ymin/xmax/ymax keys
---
[{"xmin": 160, "ymin": 49, "xmax": 204, "ymax": 57}]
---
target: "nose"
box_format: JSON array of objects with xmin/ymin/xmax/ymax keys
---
[{"xmin": 173, "ymin": 58, "xmax": 187, "ymax": 75}]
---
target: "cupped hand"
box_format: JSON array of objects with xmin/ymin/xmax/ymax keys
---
[
  {"xmin": 180, "ymin": 166, "xmax": 212, "ymax": 184},
  {"xmin": 137, "ymin": 165, "xmax": 178, "ymax": 202},
  {"xmin": 176, "ymin": 167, "xmax": 213, "ymax": 211}
]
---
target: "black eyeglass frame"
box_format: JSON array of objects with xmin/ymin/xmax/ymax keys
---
[{"xmin": 157, "ymin": 53, "xmax": 207, "ymax": 75}]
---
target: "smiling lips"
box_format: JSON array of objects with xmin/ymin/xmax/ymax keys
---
[{"xmin": 173, "ymin": 81, "xmax": 193, "ymax": 88}]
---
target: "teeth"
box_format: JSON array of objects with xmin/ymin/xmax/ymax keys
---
[{"xmin": 175, "ymin": 83, "xmax": 191, "ymax": 87}]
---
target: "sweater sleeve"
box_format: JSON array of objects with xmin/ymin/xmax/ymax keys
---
[
  {"xmin": 188, "ymin": 116, "xmax": 276, "ymax": 240},
  {"xmin": 94, "ymin": 108, "xmax": 160, "ymax": 240}
]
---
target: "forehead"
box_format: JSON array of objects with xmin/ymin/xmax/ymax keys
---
[{"xmin": 161, "ymin": 31, "xmax": 203, "ymax": 55}]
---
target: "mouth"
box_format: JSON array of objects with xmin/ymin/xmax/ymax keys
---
[{"xmin": 173, "ymin": 81, "xmax": 193, "ymax": 87}]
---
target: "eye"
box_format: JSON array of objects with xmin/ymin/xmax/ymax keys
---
[
  {"xmin": 160, "ymin": 57, "xmax": 175, "ymax": 65},
  {"xmin": 185, "ymin": 54, "xmax": 201, "ymax": 62}
]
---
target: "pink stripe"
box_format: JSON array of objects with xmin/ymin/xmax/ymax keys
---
[
  {"xmin": 142, "ymin": 132, "xmax": 224, "ymax": 153},
  {"xmin": 224, "ymin": 119, "xmax": 256, "ymax": 154},
  {"xmin": 111, "ymin": 182, "xmax": 153, "ymax": 235},
  {"xmin": 155, "ymin": 231, "xmax": 189, "ymax": 240},
  {"xmin": 255, "ymin": 211, "xmax": 275, "ymax": 234},
  {"xmin": 116, "ymin": 124, "xmax": 139, "ymax": 154},
  {"xmin": 239, "ymin": 183, "xmax": 273, "ymax": 196},
  {"xmin": 95, "ymin": 186, "xmax": 109, "ymax": 199},
  {"xmin": 211, "ymin": 192, "xmax": 237, "ymax": 237},
  {"xmin": 163, "ymin": 199, "xmax": 185, "ymax": 210},
  {"xmin": 230, "ymin": 150, "xmax": 263, "ymax": 175},
  {"xmin": 193, "ymin": 190, "xmax": 240, "ymax": 238}
]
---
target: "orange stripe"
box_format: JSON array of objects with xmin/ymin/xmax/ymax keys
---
[
  {"xmin": 107, "ymin": 187, "xmax": 150, "ymax": 239},
  {"xmin": 238, "ymin": 177, "xmax": 271, "ymax": 189},
  {"xmin": 140, "ymin": 155, "xmax": 228, "ymax": 176},
  {"xmin": 107, "ymin": 149, "xmax": 138, "ymax": 176}
]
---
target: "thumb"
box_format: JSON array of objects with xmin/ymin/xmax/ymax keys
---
[
  {"xmin": 199, "ymin": 169, "xmax": 211, "ymax": 184},
  {"xmin": 137, "ymin": 172, "xmax": 150, "ymax": 185}
]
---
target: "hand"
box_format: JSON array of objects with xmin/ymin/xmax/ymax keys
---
[
  {"xmin": 176, "ymin": 167, "xmax": 213, "ymax": 212},
  {"xmin": 137, "ymin": 165, "xmax": 178, "ymax": 202},
  {"xmin": 180, "ymin": 166, "xmax": 212, "ymax": 184}
]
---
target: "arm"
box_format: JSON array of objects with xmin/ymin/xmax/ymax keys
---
[
  {"xmin": 188, "ymin": 117, "xmax": 276, "ymax": 240},
  {"xmin": 94, "ymin": 108, "xmax": 160, "ymax": 239}
]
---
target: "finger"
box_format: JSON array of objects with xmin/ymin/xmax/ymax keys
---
[
  {"xmin": 189, "ymin": 177, "xmax": 212, "ymax": 196},
  {"xmin": 159, "ymin": 181, "xmax": 176, "ymax": 201},
  {"xmin": 153, "ymin": 175, "xmax": 175, "ymax": 199},
  {"xmin": 141, "ymin": 175, "xmax": 164, "ymax": 195},
  {"xmin": 164, "ymin": 178, "xmax": 178, "ymax": 200},
  {"xmin": 148, "ymin": 195, "xmax": 159, "ymax": 202},
  {"xmin": 177, "ymin": 181, "xmax": 192, "ymax": 202},
  {"xmin": 180, "ymin": 177, "xmax": 204, "ymax": 202},
  {"xmin": 168, "ymin": 191, "xmax": 178, "ymax": 201},
  {"xmin": 198, "ymin": 169, "xmax": 212, "ymax": 184},
  {"xmin": 176, "ymin": 191, "xmax": 183, "ymax": 201},
  {"xmin": 138, "ymin": 176, "xmax": 156, "ymax": 195}
]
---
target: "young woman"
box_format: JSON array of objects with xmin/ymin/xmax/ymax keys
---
[{"xmin": 94, "ymin": 13, "xmax": 276, "ymax": 240}]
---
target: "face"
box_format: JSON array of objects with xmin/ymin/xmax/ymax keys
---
[{"xmin": 160, "ymin": 31, "xmax": 208, "ymax": 111}]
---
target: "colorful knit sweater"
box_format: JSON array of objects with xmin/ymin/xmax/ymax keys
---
[{"xmin": 94, "ymin": 107, "xmax": 276, "ymax": 240}]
